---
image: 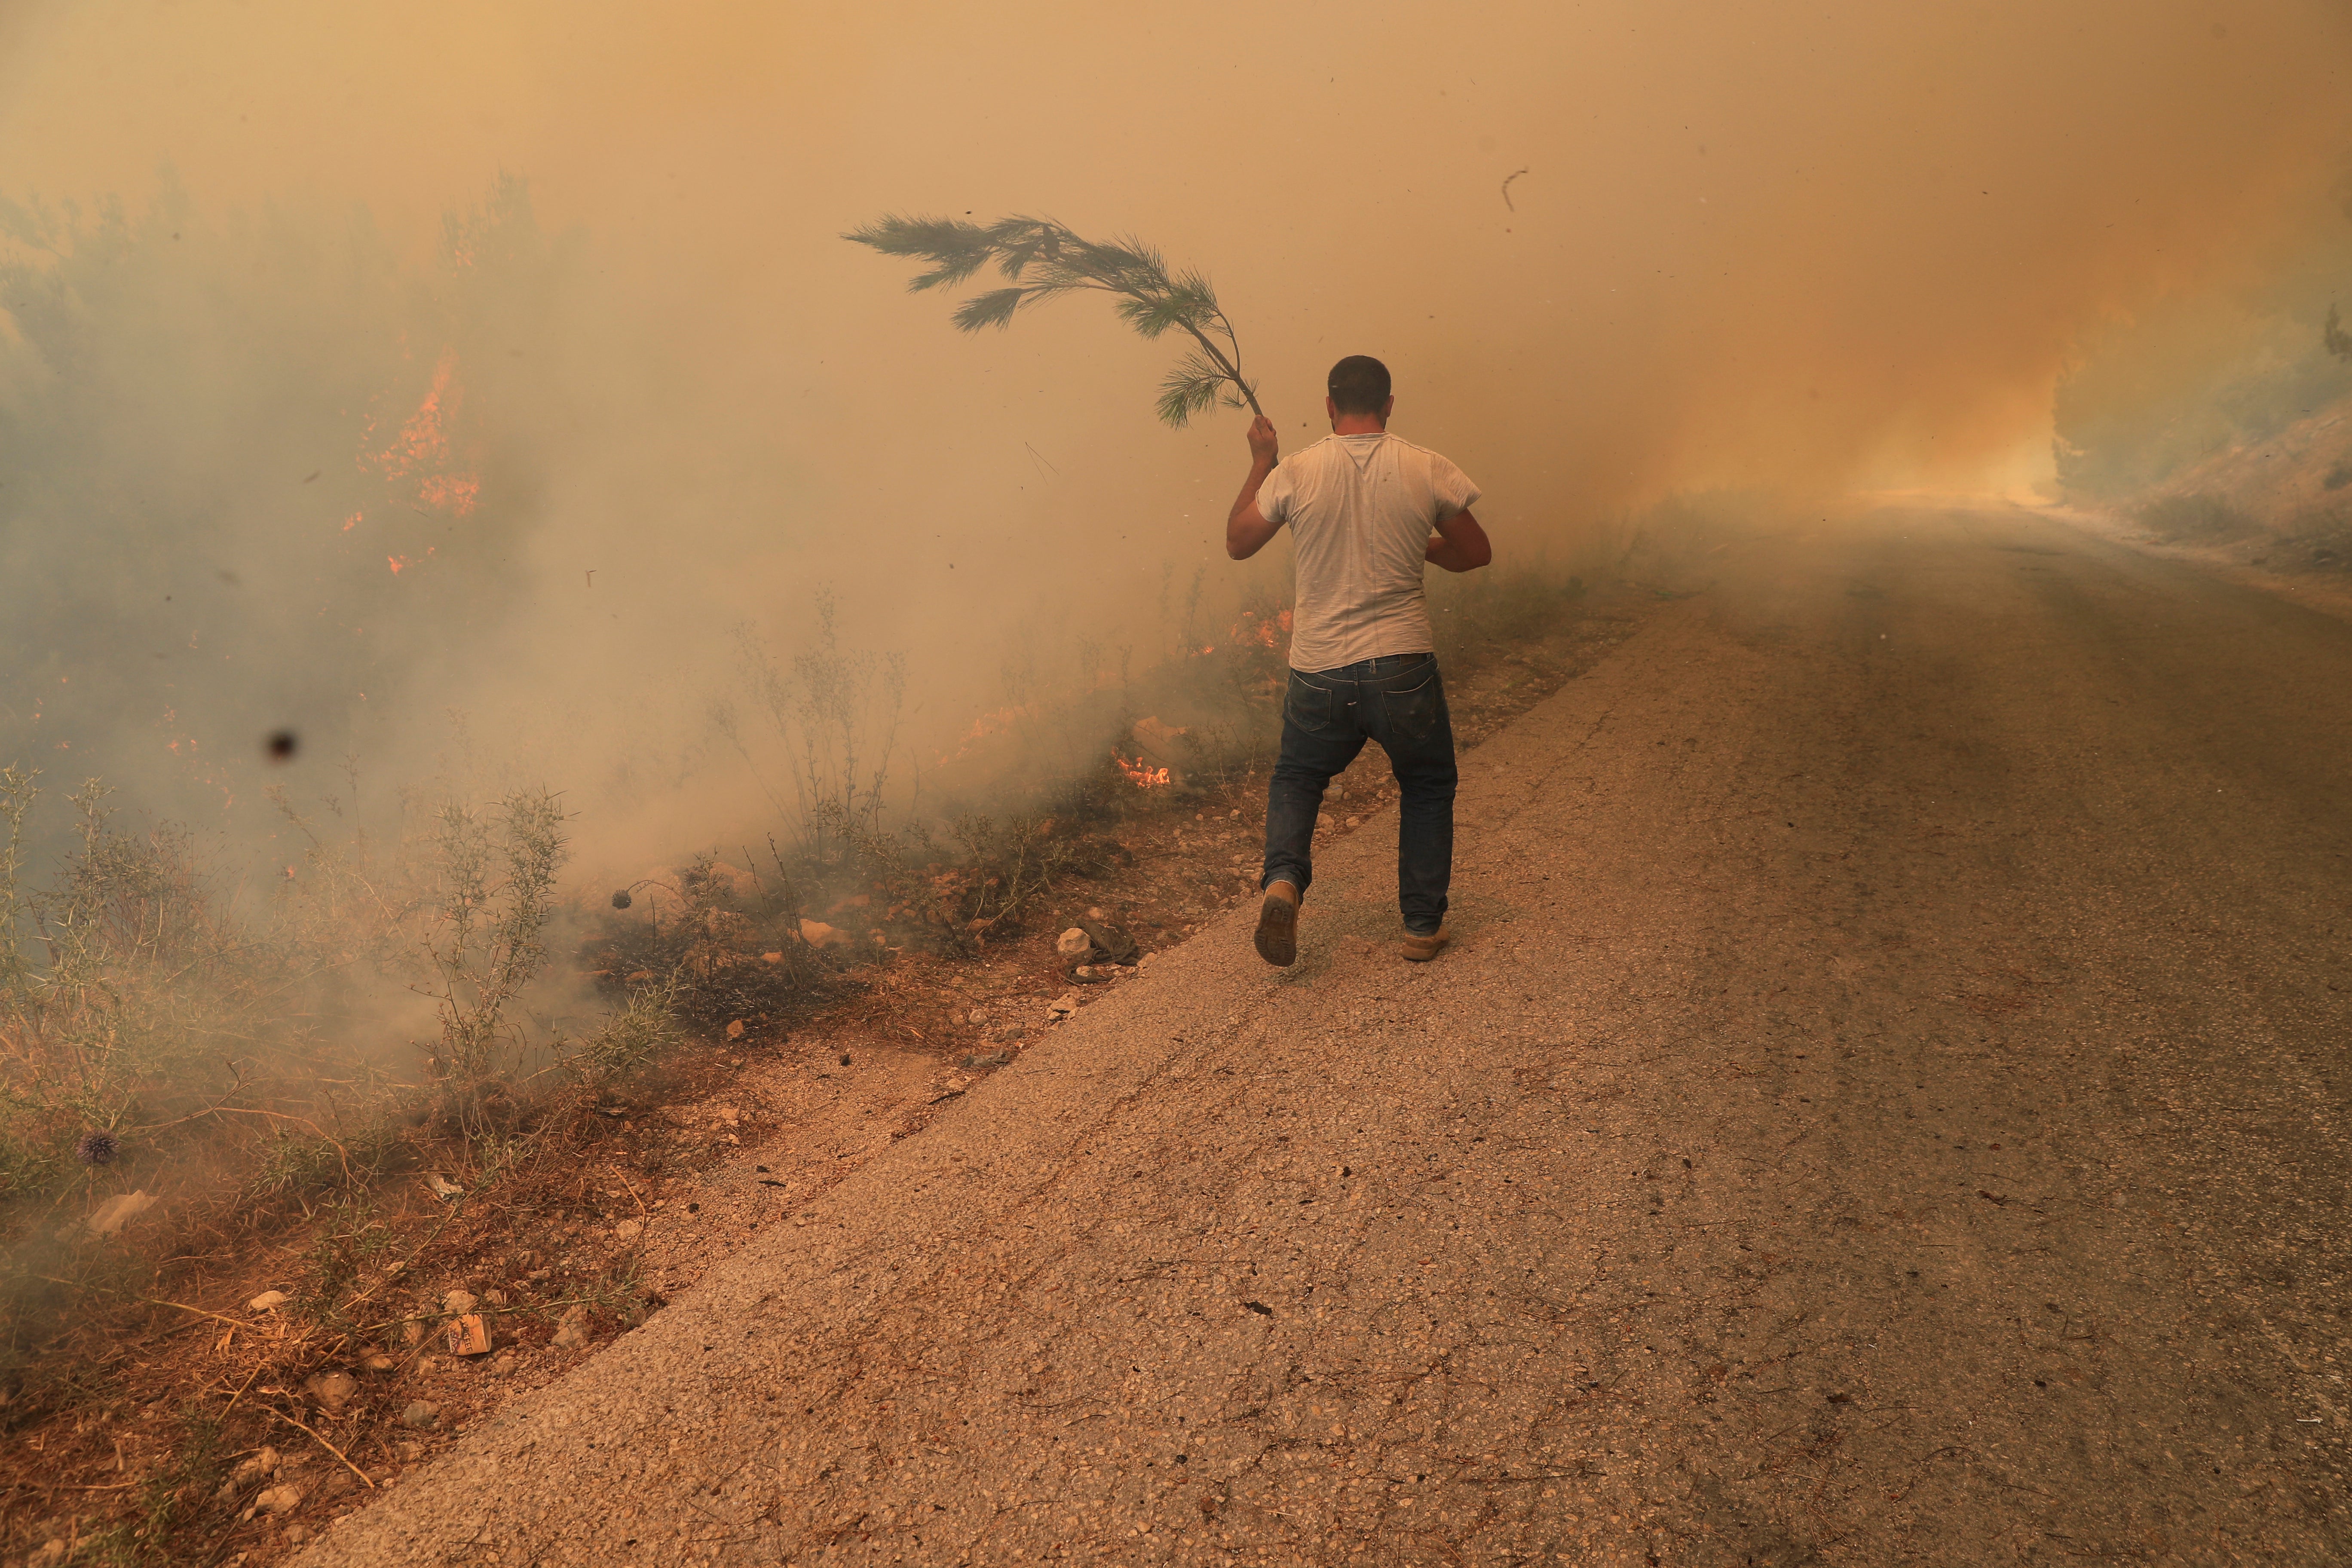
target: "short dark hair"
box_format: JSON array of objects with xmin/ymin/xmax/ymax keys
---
[{"xmin": 1327, "ymin": 355, "xmax": 1391, "ymax": 416}]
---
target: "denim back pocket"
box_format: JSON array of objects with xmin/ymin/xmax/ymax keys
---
[
  {"xmin": 1381, "ymin": 668, "xmax": 1444, "ymax": 743},
  {"xmin": 1284, "ymin": 673, "xmax": 1336, "ymax": 733}
]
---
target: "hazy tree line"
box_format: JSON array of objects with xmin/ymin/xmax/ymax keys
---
[{"xmin": 2054, "ymin": 180, "xmax": 2352, "ymax": 499}]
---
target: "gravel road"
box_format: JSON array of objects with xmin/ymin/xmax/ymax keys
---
[{"xmin": 296, "ymin": 505, "xmax": 2352, "ymax": 1566}]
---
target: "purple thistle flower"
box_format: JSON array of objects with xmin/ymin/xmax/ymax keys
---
[{"xmin": 75, "ymin": 1130, "xmax": 119, "ymax": 1166}]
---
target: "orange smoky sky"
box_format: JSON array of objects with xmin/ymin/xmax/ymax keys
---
[
  {"xmin": 0, "ymin": 0, "xmax": 2346, "ymax": 861},
  {"xmin": 5, "ymin": 0, "xmax": 2346, "ymax": 499}
]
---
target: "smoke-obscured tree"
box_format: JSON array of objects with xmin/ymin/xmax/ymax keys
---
[
  {"xmin": 0, "ymin": 172, "xmax": 575, "ymax": 850},
  {"xmin": 2324, "ymin": 302, "xmax": 2352, "ymax": 361},
  {"xmin": 845, "ymin": 214, "xmax": 1264, "ymax": 427}
]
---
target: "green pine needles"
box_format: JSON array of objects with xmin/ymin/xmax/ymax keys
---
[{"xmin": 845, "ymin": 213, "xmax": 1264, "ymax": 427}]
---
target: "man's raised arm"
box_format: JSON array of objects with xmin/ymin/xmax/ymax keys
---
[
  {"xmin": 1226, "ymin": 415, "xmax": 1283, "ymax": 560},
  {"xmin": 1426, "ymin": 507, "xmax": 1492, "ymax": 573}
]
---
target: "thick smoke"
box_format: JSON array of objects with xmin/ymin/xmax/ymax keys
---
[{"xmin": 0, "ymin": 0, "xmax": 2347, "ymax": 880}]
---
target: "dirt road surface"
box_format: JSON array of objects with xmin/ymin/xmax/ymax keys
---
[{"xmin": 297, "ymin": 506, "xmax": 2352, "ymax": 1566}]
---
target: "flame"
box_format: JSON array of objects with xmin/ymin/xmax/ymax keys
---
[
  {"xmin": 935, "ymin": 701, "xmax": 1041, "ymax": 766},
  {"xmin": 419, "ymin": 473, "xmax": 480, "ymax": 513},
  {"xmin": 1115, "ymin": 753, "xmax": 1171, "ymax": 789},
  {"xmin": 1226, "ymin": 606, "xmax": 1292, "ymax": 651},
  {"xmin": 361, "ymin": 348, "xmax": 481, "ymax": 517}
]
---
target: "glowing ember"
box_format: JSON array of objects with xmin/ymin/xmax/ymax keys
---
[{"xmin": 1115, "ymin": 753, "xmax": 1171, "ymax": 789}]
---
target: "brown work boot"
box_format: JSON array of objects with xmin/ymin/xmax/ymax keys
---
[
  {"xmin": 1253, "ymin": 882, "xmax": 1300, "ymax": 967},
  {"xmin": 1400, "ymin": 925, "xmax": 1449, "ymax": 962}
]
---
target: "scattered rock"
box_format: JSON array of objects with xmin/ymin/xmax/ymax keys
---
[
  {"xmin": 1345, "ymin": 816, "xmax": 1361, "ymax": 829},
  {"xmin": 400, "ymin": 1319, "xmax": 427, "ymax": 1347},
  {"xmin": 86, "ymin": 1190, "xmax": 158, "ymax": 1237},
  {"xmin": 444, "ymin": 1314, "xmax": 492, "ymax": 1357},
  {"xmin": 489, "ymin": 1351, "xmax": 518, "ymax": 1377},
  {"xmin": 304, "ymin": 1372, "xmax": 357, "ymax": 1415},
  {"xmin": 248, "ymin": 1290, "xmax": 290, "ymax": 1313},
  {"xmin": 399, "ymin": 1401, "xmax": 440, "ymax": 1429},
  {"xmin": 29, "ymin": 1541, "xmax": 66, "ymax": 1568},
  {"xmin": 219, "ymin": 1446, "xmax": 282, "ymax": 1498},
  {"xmin": 994, "ymin": 1024, "xmax": 1028, "ymax": 1043},
  {"xmin": 394, "ymin": 1441, "xmax": 423, "ymax": 1461},
  {"xmin": 725, "ymin": 1019, "xmax": 745, "ymax": 1039},
  {"xmin": 612, "ymin": 1218, "xmax": 643, "ymax": 1243},
  {"xmin": 798, "ymin": 918, "xmax": 854, "ymax": 949},
  {"xmin": 1075, "ymin": 914, "xmax": 1139, "ymax": 965},
  {"xmin": 251, "ymin": 1483, "xmax": 303, "ymax": 1517},
  {"xmin": 362, "ymin": 1352, "xmax": 396, "ymax": 1372},
  {"xmin": 761, "ymin": 950, "xmax": 784, "ymax": 963},
  {"xmin": 1047, "ymin": 992, "xmax": 1080, "ymax": 1018},
  {"xmin": 424, "ymin": 1173, "xmax": 462, "ymax": 1202},
  {"xmin": 551, "ymin": 1305, "xmax": 591, "ymax": 1350},
  {"xmin": 1056, "ymin": 927, "xmax": 1093, "ymax": 960},
  {"xmin": 441, "ymin": 1289, "xmax": 479, "ymax": 1315},
  {"xmin": 284, "ymin": 1524, "xmax": 311, "ymax": 1544},
  {"xmin": 483, "ymin": 1288, "xmax": 508, "ymax": 1308},
  {"xmin": 967, "ymin": 1008, "xmax": 988, "ymax": 1025}
]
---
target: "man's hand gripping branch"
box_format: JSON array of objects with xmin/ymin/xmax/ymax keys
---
[{"xmin": 1226, "ymin": 414, "xmax": 1284, "ymax": 561}]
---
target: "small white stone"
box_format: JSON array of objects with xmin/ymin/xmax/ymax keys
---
[
  {"xmin": 247, "ymin": 1290, "xmax": 290, "ymax": 1312},
  {"xmin": 252, "ymin": 1483, "xmax": 303, "ymax": 1516},
  {"xmin": 86, "ymin": 1190, "xmax": 158, "ymax": 1237},
  {"xmin": 304, "ymin": 1372, "xmax": 357, "ymax": 1414},
  {"xmin": 551, "ymin": 1305, "xmax": 591, "ymax": 1350}
]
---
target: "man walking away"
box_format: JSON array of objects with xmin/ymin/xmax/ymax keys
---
[{"xmin": 1224, "ymin": 355, "xmax": 1491, "ymax": 967}]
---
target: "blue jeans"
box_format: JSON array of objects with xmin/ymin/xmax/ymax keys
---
[{"xmin": 1263, "ymin": 652, "xmax": 1458, "ymax": 935}]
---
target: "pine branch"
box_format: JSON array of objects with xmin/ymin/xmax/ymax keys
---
[{"xmin": 847, "ymin": 212, "xmax": 1265, "ymax": 426}]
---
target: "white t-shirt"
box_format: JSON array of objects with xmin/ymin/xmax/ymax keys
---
[{"xmin": 1254, "ymin": 432, "xmax": 1481, "ymax": 673}]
